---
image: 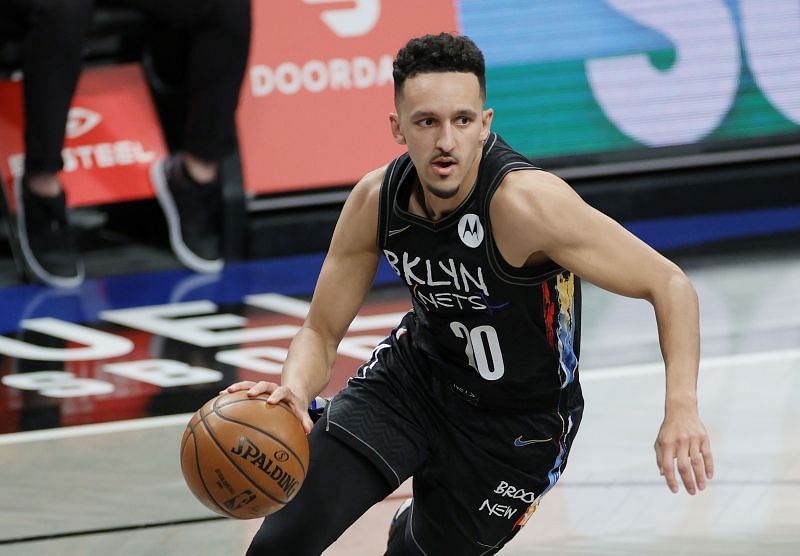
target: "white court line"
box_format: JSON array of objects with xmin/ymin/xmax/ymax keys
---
[
  {"xmin": 0, "ymin": 348, "xmax": 798, "ymax": 446},
  {"xmin": 581, "ymin": 347, "xmax": 800, "ymax": 381},
  {"xmin": 0, "ymin": 412, "xmax": 194, "ymax": 446}
]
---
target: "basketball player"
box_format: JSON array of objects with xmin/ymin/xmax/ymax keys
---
[{"xmin": 224, "ymin": 33, "xmax": 714, "ymax": 555}]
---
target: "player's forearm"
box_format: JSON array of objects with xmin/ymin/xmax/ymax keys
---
[
  {"xmin": 280, "ymin": 325, "xmax": 337, "ymax": 404},
  {"xmin": 651, "ymin": 270, "xmax": 701, "ymax": 412}
]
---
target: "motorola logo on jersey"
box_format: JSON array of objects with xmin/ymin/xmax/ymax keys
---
[
  {"xmin": 458, "ymin": 214, "xmax": 484, "ymax": 248},
  {"xmin": 303, "ymin": 0, "xmax": 381, "ymax": 38},
  {"xmin": 65, "ymin": 107, "xmax": 102, "ymax": 139}
]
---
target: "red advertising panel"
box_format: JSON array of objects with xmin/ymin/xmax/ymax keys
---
[
  {"xmin": 0, "ymin": 64, "xmax": 167, "ymax": 208},
  {"xmin": 238, "ymin": 0, "xmax": 459, "ymax": 195}
]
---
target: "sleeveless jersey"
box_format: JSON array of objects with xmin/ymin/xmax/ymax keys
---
[{"xmin": 377, "ymin": 133, "xmax": 581, "ymax": 409}]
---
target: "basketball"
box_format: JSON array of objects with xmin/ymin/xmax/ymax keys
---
[{"xmin": 180, "ymin": 391, "xmax": 310, "ymax": 519}]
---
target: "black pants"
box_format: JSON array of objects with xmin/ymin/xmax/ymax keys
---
[
  {"xmin": 1, "ymin": 0, "xmax": 250, "ymax": 175},
  {"xmin": 246, "ymin": 413, "xmax": 397, "ymax": 556},
  {"xmin": 268, "ymin": 317, "xmax": 584, "ymax": 556}
]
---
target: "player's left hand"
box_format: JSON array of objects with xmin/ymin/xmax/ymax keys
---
[{"xmin": 654, "ymin": 407, "xmax": 714, "ymax": 495}]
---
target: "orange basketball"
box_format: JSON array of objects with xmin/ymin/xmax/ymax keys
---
[{"xmin": 180, "ymin": 391, "xmax": 310, "ymax": 519}]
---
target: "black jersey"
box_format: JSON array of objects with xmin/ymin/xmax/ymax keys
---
[{"xmin": 377, "ymin": 133, "xmax": 581, "ymax": 410}]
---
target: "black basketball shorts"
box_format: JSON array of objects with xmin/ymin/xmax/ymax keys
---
[{"xmin": 325, "ymin": 319, "xmax": 584, "ymax": 555}]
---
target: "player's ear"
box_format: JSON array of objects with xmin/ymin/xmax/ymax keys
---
[
  {"xmin": 389, "ymin": 113, "xmax": 406, "ymax": 145},
  {"xmin": 480, "ymin": 108, "xmax": 494, "ymax": 142}
]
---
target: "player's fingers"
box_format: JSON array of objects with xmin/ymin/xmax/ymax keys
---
[
  {"xmin": 654, "ymin": 443, "xmax": 663, "ymax": 475},
  {"xmin": 247, "ymin": 381, "xmax": 278, "ymax": 397},
  {"xmin": 299, "ymin": 413, "xmax": 314, "ymax": 435},
  {"xmin": 701, "ymin": 436, "xmax": 715, "ymax": 480},
  {"xmin": 690, "ymin": 443, "xmax": 706, "ymax": 492},
  {"xmin": 660, "ymin": 443, "xmax": 679, "ymax": 493},
  {"xmin": 266, "ymin": 387, "xmax": 313, "ymax": 433},
  {"xmin": 219, "ymin": 381, "xmax": 256, "ymax": 395},
  {"xmin": 283, "ymin": 403, "xmax": 313, "ymax": 434},
  {"xmin": 266, "ymin": 385, "xmax": 293, "ymax": 404},
  {"xmin": 677, "ymin": 448, "xmax": 696, "ymax": 495}
]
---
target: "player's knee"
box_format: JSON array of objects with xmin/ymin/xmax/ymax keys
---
[{"xmin": 246, "ymin": 515, "xmax": 326, "ymax": 556}]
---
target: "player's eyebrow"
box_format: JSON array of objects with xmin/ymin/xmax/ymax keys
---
[
  {"xmin": 410, "ymin": 109, "xmax": 479, "ymax": 120},
  {"xmin": 410, "ymin": 110, "xmax": 437, "ymax": 120}
]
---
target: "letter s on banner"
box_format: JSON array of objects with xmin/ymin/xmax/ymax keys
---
[
  {"xmin": 585, "ymin": 0, "xmax": 740, "ymax": 147},
  {"xmin": 740, "ymin": 0, "xmax": 800, "ymax": 124}
]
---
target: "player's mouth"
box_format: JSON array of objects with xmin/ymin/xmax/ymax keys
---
[{"xmin": 431, "ymin": 157, "xmax": 457, "ymax": 176}]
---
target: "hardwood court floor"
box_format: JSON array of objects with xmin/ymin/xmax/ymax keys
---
[{"xmin": 1, "ymin": 242, "xmax": 798, "ymax": 555}]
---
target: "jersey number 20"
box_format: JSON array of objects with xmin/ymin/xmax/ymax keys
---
[{"xmin": 450, "ymin": 322, "xmax": 505, "ymax": 380}]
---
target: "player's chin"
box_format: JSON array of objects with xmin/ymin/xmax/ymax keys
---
[{"xmin": 425, "ymin": 177, "xmax": 461, "ymax": 200}]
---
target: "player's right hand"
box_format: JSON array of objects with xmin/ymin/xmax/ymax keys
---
[{"xmin": 221, "ymin": 381, "xmax": 314, "ymax": 434}]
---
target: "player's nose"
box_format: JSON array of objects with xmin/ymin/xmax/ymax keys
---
[{"xmin": 436, "ymin": 123, "xmax": 456, "ymax": 153}]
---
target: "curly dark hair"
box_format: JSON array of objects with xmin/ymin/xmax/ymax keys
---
[{"xmin": 393, "ymin": 33, "xmax": 486, "ymax": 99}]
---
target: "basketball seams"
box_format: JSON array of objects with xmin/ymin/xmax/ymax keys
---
[
  {"xmin": 211, "ymin": 410, "xmax": 308, "ymax": 478},
  {"xmin": 181, "ymin": 394, "xmax": 308, "ymax": 518},
  {"xmin": 198, "ymin": 414, "xmax": 289, "ymax": 507},
  {"xmin": 210, "ymin": 398, "xmax": 308, "ymax": 478},
  {"xmin": 213, "ymin": 394, "xmax": 268, "ymax": 411},
  {"xmin": 185, "ymin": 428, "xmax": 238, "ymax": 519}
]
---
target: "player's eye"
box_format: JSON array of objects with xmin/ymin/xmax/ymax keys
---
[{"xmin": 418, "ymin": 118, "xmax": 435, "ymax": 127}]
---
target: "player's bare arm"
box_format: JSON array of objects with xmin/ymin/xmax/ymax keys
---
[
  {"xmin": 491, "ymin": 170, "xmax": 714, "ymax": 494},
  {"xmin": 223, "ymin": 167, "xmax": 385, "ymax": 432}
]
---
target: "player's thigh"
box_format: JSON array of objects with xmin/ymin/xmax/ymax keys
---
[
  {"xmin": 246, "ymin": 413, "xmax": 394, "ymax": 556},
  {"xmin": 406, "ymin": 406, "xmax": 583, "ymax": 555}
]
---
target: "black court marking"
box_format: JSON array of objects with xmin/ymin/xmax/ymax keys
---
[
  {"xmin": 212, "ymin": 398, "xmax": 309, "ymax": 477},
  {"xmin": 0, "ymin": 516, "xmax": 226, "ymax": 545},
  {"xmin": 0, "ymin": 492, "xmax": 421, "ymax": 546}
]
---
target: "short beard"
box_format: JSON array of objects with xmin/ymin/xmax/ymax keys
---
[{"xmin": 425, "ymin": 182, "xmax": 460, "ymax": 200}]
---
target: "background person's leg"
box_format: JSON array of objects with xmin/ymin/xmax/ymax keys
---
[
  {"xmin": 99, "ymin": 0, "xmax": 250, "ymax": 273},
  {"xmin": 6, "ymin": 0, "xmax": 92, "ymax": 287},
  {"xmin": 102, "ymin": 0, "xmax": 250, "ymax": 163},
  {"xmin": 180, "ymin": 0, "xmax": 250, "ymax": 164},
  {"xmin": 21, "ymin": 0, "xmax": 93, "ymax": 176}
]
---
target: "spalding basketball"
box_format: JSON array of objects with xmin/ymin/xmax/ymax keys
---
[{"xmin": 180, "ymin": 391, "xmax": 309, "ymax": 519}]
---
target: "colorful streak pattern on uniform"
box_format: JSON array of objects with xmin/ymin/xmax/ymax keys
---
[
  {"xmin": 554, "ymin": 273, "xmax": 578, "ymax": 388},
  {"xmin": 544, "ymin": 412, "xmax": 574, "ymax": 495},
  {"xmin": 542, "ymin": 282, "xmax": 556, "ymax": 349}
]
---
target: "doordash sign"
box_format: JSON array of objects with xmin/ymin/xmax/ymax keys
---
[{"xmin": 238, "ymin": 0, "xmax": 458, "ymax": 194}]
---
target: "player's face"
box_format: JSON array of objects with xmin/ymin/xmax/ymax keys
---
[{"xmin": 390, "ymin": 72, "xmax": 493, "ymax": 202}]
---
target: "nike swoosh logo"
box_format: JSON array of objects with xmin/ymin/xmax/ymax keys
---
[
  {"xmin": 389, "ymin": 225, "xmax": 410, "ymax": 236},
  {"xmin": 514, "ymin": 435, "xmax": 552, "ymax": 447}
]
